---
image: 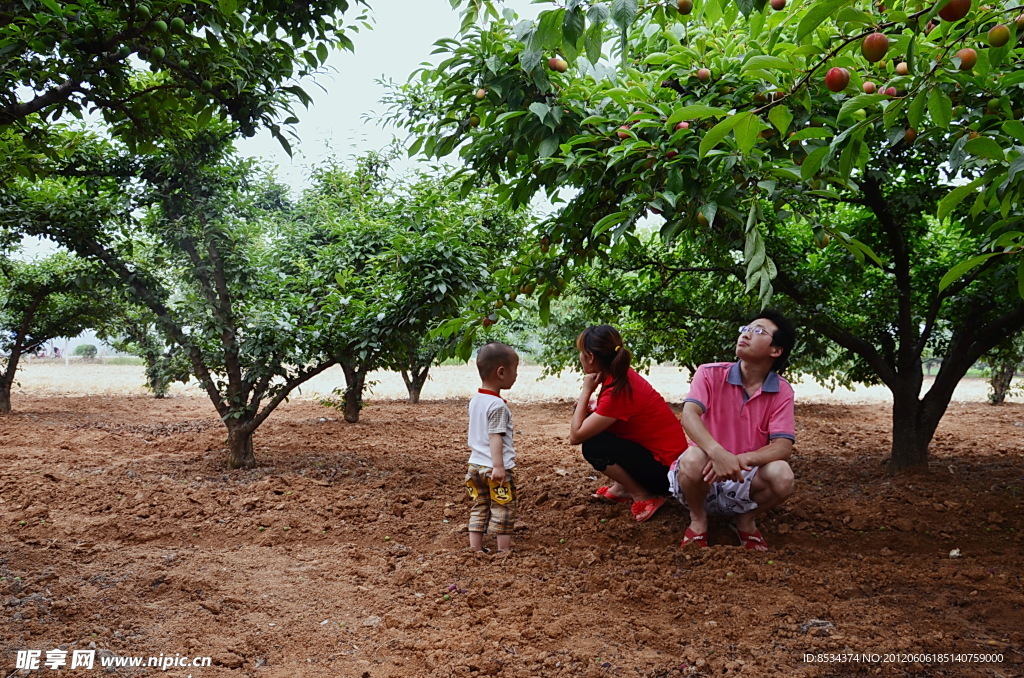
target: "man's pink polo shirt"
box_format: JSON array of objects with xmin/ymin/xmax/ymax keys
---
[{"xmin": 684, "ymin": 361, "xmax": 795, "ymax": 455}]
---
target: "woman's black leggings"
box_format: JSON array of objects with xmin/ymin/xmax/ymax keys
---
[{"xmin": 582, "ymin": 431, "xmax": 671, "ymax": 495}]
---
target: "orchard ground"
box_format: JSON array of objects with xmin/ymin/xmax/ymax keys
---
[{"xmin": 1, "ymin": 361, "xmax": 1022, "ymax": 677}]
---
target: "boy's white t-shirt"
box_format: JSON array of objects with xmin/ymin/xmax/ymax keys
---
[{"xmin": 467, "ymin": 392, "xmax": 516, "ymax": 469}]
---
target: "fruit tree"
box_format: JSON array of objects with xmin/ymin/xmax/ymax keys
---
[{"xmin": 386, "ymin": 0, "xmax": 1024, "ymax": 469}]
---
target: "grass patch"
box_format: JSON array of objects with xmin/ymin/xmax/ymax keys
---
[{"xmin": 101, "ymin": 356, "xmax": 146, "ymax": 366}]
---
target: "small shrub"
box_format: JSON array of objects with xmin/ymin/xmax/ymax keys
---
[
  {"xmin": 103, "ymin": 356, "xmax": 145, "ymax": 366},
  {"xmin": 74, "ymin": 344, "xmax": 98, "ymax": 360}
]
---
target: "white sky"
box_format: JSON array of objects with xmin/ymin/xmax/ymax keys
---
[{"xmin": 236, "ymin": 0, "xmax": 539, "ymax": 190}]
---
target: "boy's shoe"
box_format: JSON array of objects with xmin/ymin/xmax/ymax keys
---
[
  {"xmin": 630, "ymin": 496, "xmax": 665, "ymax": 522},
  {"xmin": 592, "ymin": 486, "xmax": 630, "ymax": 503}
]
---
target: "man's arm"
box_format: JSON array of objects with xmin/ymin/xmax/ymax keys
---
[
  {"xmin": 680, "ymin": 401, "xmax": 748, "ymax": 482},
  {"xmin": 737, "ymin": 437, "xmax": 793, "ymax": 469}
]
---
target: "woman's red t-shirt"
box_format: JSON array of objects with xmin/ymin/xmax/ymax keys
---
[{"xmin": 594, "ymin": 368, "xmax": 687, "ymax": 466}]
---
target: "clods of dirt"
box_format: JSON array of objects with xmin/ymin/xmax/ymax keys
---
[{"xmin": 1, "ymin": 396, "xmax": 1022, "ymax": 676}]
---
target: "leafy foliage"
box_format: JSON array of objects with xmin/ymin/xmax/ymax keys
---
[
  {"xmin": 1, "ymin": 0, "xmax": 368, "ymax": 175},
  {"xmin": 0, "ymin": 251, "xmax": 116, "ymax": 411},
  {"xmin": 389, "ymin": 0, "xmax": 1024, "ymax": 469},
  {"xmin": 2, "ymin": 127, "xmax": 343, "ymax": 467},
  {"xmin": 284, "ymin": 152, "xmax": 529, "ymax": 418}
]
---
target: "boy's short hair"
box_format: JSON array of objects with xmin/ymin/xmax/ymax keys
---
[
  {"xmin": 476, "ymin": 342, "xmax": 518, "ymax": 379},
  {"xmin": 751, "ymin": 308, "xmax": 796, "ymax": 374}
]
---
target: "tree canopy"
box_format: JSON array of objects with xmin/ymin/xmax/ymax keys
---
[
  {"xmin": 0, "ymin": 250, "xmax": 116, "ymax": 412},
  {"xmin": 1, "ymin": 0, "xmax": 368, "ymax": 174},
  {"xmin": 385, "ymin": 0, "xmax": 1024, "ymax": 469}
]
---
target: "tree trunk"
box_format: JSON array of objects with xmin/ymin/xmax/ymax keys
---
[
  {"xmin": 0, "ymin": 353, "xmax": 21, "ymax": 414},
  {"xmin": 341, "ymin": 363, "xmax": 367, "ymax": 423},
  {"xmin": 889, "ymin": 381, "xmax": 949, "ymax": 471},
  {"xmin": 988, "ymin": 359, "xmax": 1017, "ymax": 405},
  {"xmin": 401, "ymin": 366, "xmax": 430, "ymax": 404},
  {"xmin": 226, "ymin": 423, "xmax": 256, "ymax": 469},
  {"xmin": 0, "ymin": 380, "xmax": 11, "ymax": 414}
]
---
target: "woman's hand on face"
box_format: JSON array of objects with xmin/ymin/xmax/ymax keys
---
[{"xmin": 582, "ymin": 372, "xmax": 604, "ymax": 394}]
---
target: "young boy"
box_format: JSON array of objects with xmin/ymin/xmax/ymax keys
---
[{"xmin": 466, "ymin": 342, "xmax": 519, "ymax": 553}]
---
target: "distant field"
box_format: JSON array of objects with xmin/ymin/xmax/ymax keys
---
[{"xmin": 9, "ymin": 359, "xmax": 1013, "ymax": 404}]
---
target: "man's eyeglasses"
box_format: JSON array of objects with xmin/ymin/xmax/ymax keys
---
[{"xmin": 738, "ymin": 325, "xmax": 774, "ymax": 338}]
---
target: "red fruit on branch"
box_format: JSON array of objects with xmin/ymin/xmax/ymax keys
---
[
  {"xmin": 547, "ymin": 56, "xmax": 568, "ymax": 72},
  {"xmin": 904, "ymin": 128, "xmax": 918, "ymax": 143},
  {"xmin": 825, "ymin": 67, "xmax": 850, "ymax": 92},
  {"xmin": 696, "ymin": 67, "xmax": 711, "ymax": 82},
  {"xmin": 955, "ymin": 47, "xmax": 977, "ymax": 71},
  {"xmin": 770, "ymin": 0, "xmax": 786, "ymax": 10},
  {"xmin": 987, "ymin": 24, "xmax": 1010, "ymax": 47},
  {"xmin": 616, "ymin": 125, "xmax": 631, "ymax": 139},
  {"xmin": 675, "ymin": 121, "xmax": 690, "ymax": 130},
  {"xmin": 862, "ymin": 33, "xmax": 889, "ymax": 62},
  {"xmin": 896, "ymin": 62, "xmax": 909, "ymax": 75},
  {"xmin": 938, "ymin": 0, "xmax": 970, "ymax": 22},
  {"xmin": 677, "ymin": 0, "xmax": 693, "ymax": 15},
  {"xmin": 863, "ymin": 81, "xmax": 877, "ymax": 94}
]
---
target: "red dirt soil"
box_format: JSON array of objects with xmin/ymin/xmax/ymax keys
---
[{"xmin": 1, "ymin": 395, "xmax": 1022, "ymax": 677}]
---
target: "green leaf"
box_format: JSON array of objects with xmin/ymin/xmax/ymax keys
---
[
  {"xmin": 587, "ymin": 3, "xmax": 611, "ymax": 23},
  {"xmin": 584, "ymin": 22, "xmax": 604, "ymax": 64},
  {"xmin": 593, "ymin": 211, "xmax": 630, "ymax": 237},
  {"xmin": 927, "ymin": 87, "xmax": 952, "ymax": 128},
  {"xmin": 938, "ymin": 253, "xmax": 1003, "ymax": 292},
  {"xmin": 1007, "ymin": 154, "xmax": 1024, "ymax": 185},
  {"xmin": 456, "ymin": 327, "xmax": 476, "ymax": 362},
  {"xmin": 666, "ymin": 105, "xmax": 729, "ymax": 125},
  {"xmin": 963, "ymin": 137, "xmax": 1005, "ymax": 161},
  {"xmin": 610, "ymin": 0, "xmax": 638, "ymax": 31},
  {"xmin": 790, "ymin": 128, "xmax": 833, "ymax": 141},
  {"xmin": 743, "ymin": 55, "xmax": 796, "ymax": 72},
  {"xmin": 218, "ymin": 0, "xmax": 238, "ymax": 15},
  {"xmin": 699, "ymin": 113, "xmax": 748, "ymax": 159},
  {"xmin": 907, "ymin": 90, "xmax": 927, "ymax": 129},
  {"xmin": 735, "ymin": 0, "xmax": 756, "ymax": 17},
  {"xmin": 493, "ymin": 110, "xmax": 529, "ymax": 125},
  {"xmin": 734, "ymin": 114, "xmax": 765, "ymax": 155},
  {"xmin": 538, "ymin": 135, "xmax": 560, "ymax": 158},
  {"xmin": 563, "ymin": 6, "xmax": 586, "ymax": 46},
  {"xmin": 836, "ymin": 94, "xmax": 887, "ymax": 123},
  {"xmin": 768, "ymin": 106, "xmax": 793, "ymax": 136},
  {"xmin": 1002, "ymin": 71, "xmax": 1024, "ymax": 87},
  {"xmin": 801, "ymin": 146, "xmax": 830, "ymax": 181},
  {"xmin": 937, "ymin": 176, "xmax": 986, "ymax": 220},
  {"xmin": 1002, "ymin": 120, "xmax": 1024, "ymax": 144},
  {"xmin": 529, "ymin": 102, "xmax": 552, "ymax": 125},
  {"xmin": 535, "ymin": 9, "xmax": 566, "ymax": 50},
  {"xmin": 796, "ymin": 0, "xmax": 850, "ymax": 43},
  {"xmin": 539, "ymin": 292, "xmax": 551, "ymax": 325}
]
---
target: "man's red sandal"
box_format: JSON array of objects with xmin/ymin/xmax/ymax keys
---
[
  {"xmin": 679, "ymin": 527, "xmax": 708, "ymax": 548},
  {"xmin": 730, "ymin": 523, "xmax": 769, "ymax": 552},
  {"xmin": 592, "ymin": 486, "xmax": 630, "ymax": 504}
]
